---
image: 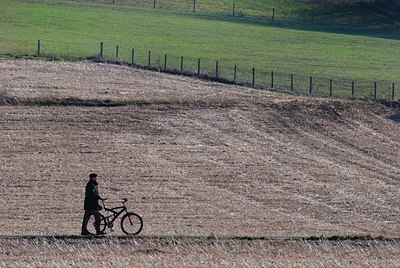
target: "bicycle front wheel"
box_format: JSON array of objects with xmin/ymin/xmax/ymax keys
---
[
  {"xmin": 121, "ymin": 212, "xmax": 143, "ymax": 235},
  {"xmin": 85, "ymin": 212, "xmax": 106, "ymax": 235}
]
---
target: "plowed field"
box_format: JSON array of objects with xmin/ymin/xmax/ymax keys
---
[
  {"xmin": 0, "ymin": 59, "xmax": 399, "ymax": 267},
  {"xmin": 0, "ymin": 59, "xmax": 399, "ymax": 237}
]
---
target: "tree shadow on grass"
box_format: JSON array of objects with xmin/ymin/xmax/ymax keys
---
[
  {"xmin": 186, "ymin": 12, "xmax": 400, "ymax": 40},
  {"xmin": 178, "ymin": 0, "xmax": 400, "ymax": 41}
]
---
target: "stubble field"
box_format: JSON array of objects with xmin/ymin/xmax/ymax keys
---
[{"xmin": 0, "ymin": 59, "xmax": 399, "ymax": 267}]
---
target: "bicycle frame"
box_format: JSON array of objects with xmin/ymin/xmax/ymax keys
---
[{"xmin": 101, "ymin": 200, "xmax": 128, "ymax": 226}]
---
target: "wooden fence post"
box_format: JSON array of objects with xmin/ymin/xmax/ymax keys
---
[
  {"xmin": 180, "ymin": 56, "xmax": 184, "ymax": 72},
  {"xmin": 234, "ymin": 65, "xmax": 237, "ymax": 81},
  {"xmin": 330, "ymin": 79, "xmax": 333, "ymax": 97},
  {"xmin": 352, "ymin": 81, "xmax": 355, "ymax": 98},
  {"xmin": 290, "ymin": 74, "xmax": 294, "ymax": 91},
  {"xmin": 148, "ymin": 51, "xmax": 151, "ymax": 67},
  {"xmin": 164, "ymin": 54, "xmax": 167, "ymax": 69},
  {"xmin": 271, "ymin": 71, "xmax": 274, "ymax": 88},
  {"xmin": 311, "ymin": 11, "xmax": 314, "ymax": 25},
  {"xmin": 272, "ymin": 8, "xmax": 275, "ymax": 21},
  {"xmin": 232, "ymin": 4, "xmax": 235, "ymax": 16},
  {"xmin": 374, "ymin": 82, "xmax": 377, "ymax": 99},
  {"xmin": 116, "ymin": 45, "xmax": 119, "ymax": 58},
  {"xmin": 252, "ymin": 67, "xmax": 255, "ymax": 87},
  {"xmin": 197, "ymin": 58, "xmax": 201, "ymax": 76},
  {"xmin": 153, "ymin": 0, "xmax": 156, "ymax": 8},
  {"xmin": 392, "ymin": 82, "xmax": 395, "ymax": 100},
  {"xmin": 131, "ymin": 48, "xmax": 135, "ymax": 64},
  {"xmin": 309, "ymin": 76, "xmax": 313, "ymax": 95},
  {"xmin": 349, "ymin": 17, "xmax": 353, "ymax": 31},
  {"xmin": 193, "ymin": 0, "xmax": 196, "ymax": 12},
  {"xmin": 37, "ymin": 40, "xmax": 41, "ymax": 56},
  {"xmin": 99, "ymin": 42, "xmax": 103, "ymax": 58},
  {"xmin": 216, "ymin": 61, "xmax": 219, "ymax": 78}
]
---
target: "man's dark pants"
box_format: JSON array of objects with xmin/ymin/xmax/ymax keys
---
[{"xmin": 81, "ymin": 210, "xmax": 101, "ymax": 235}]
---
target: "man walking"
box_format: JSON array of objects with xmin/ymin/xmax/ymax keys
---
[{"xmin": 81, "ymin": 173, "xmax": 106, "ymax": 235}]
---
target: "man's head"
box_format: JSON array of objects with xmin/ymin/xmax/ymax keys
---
[{"xmin": 89, "ymin": 173, "xmax": 98, "ymax": 181}]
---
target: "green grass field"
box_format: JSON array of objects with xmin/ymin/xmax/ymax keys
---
[{"xmin": 1, "ymin": 0, "xmax": 399, "ymax": 98}]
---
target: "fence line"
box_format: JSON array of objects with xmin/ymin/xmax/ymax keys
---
[{"xmin": 22, "ymin": 39, "xmax": 399, "ymax": 101}]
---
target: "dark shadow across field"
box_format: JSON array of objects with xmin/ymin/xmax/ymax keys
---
[{"xmin": 178, "ymin": 11, "xmax": 400, "ymax": 41}]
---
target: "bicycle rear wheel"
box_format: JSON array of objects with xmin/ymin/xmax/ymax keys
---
[
  {"xmin": 85, "ymin": 212, "xmax": 106, "ymax": 235},
  {"xmin": 121, "ymin": 212, "xmax": 143, "ymax": 235}
]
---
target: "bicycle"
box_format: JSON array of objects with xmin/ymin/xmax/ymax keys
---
[{"xmin": 85, "ymin": 198, "xmax": 143, "ymax": 235}]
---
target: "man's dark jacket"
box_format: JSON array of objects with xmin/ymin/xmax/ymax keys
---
[{"xmin": 84, "ymin": 179, "xmax": 101, "ymax": 211}]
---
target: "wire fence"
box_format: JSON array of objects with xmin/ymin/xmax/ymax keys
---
[
  {"xmin": 2, "ymin": 39, "xmax": 399, "ymax": 101},
  {"xmin": 100, "ymin": 41, "xmax": 399, "ymax": 101}
]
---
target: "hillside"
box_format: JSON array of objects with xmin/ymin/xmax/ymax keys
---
[
  {"xmin": 1, "ymin": 0, "xmax": 400, "ymax": 99},
  {"xmin": 0, "ymin": 59, "xmax": 399, "ymax": 238}
]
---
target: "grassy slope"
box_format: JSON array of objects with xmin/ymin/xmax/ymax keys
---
[{"xmin": 0, "ymin": 0, "xmax": 399, "ymax": 96}]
